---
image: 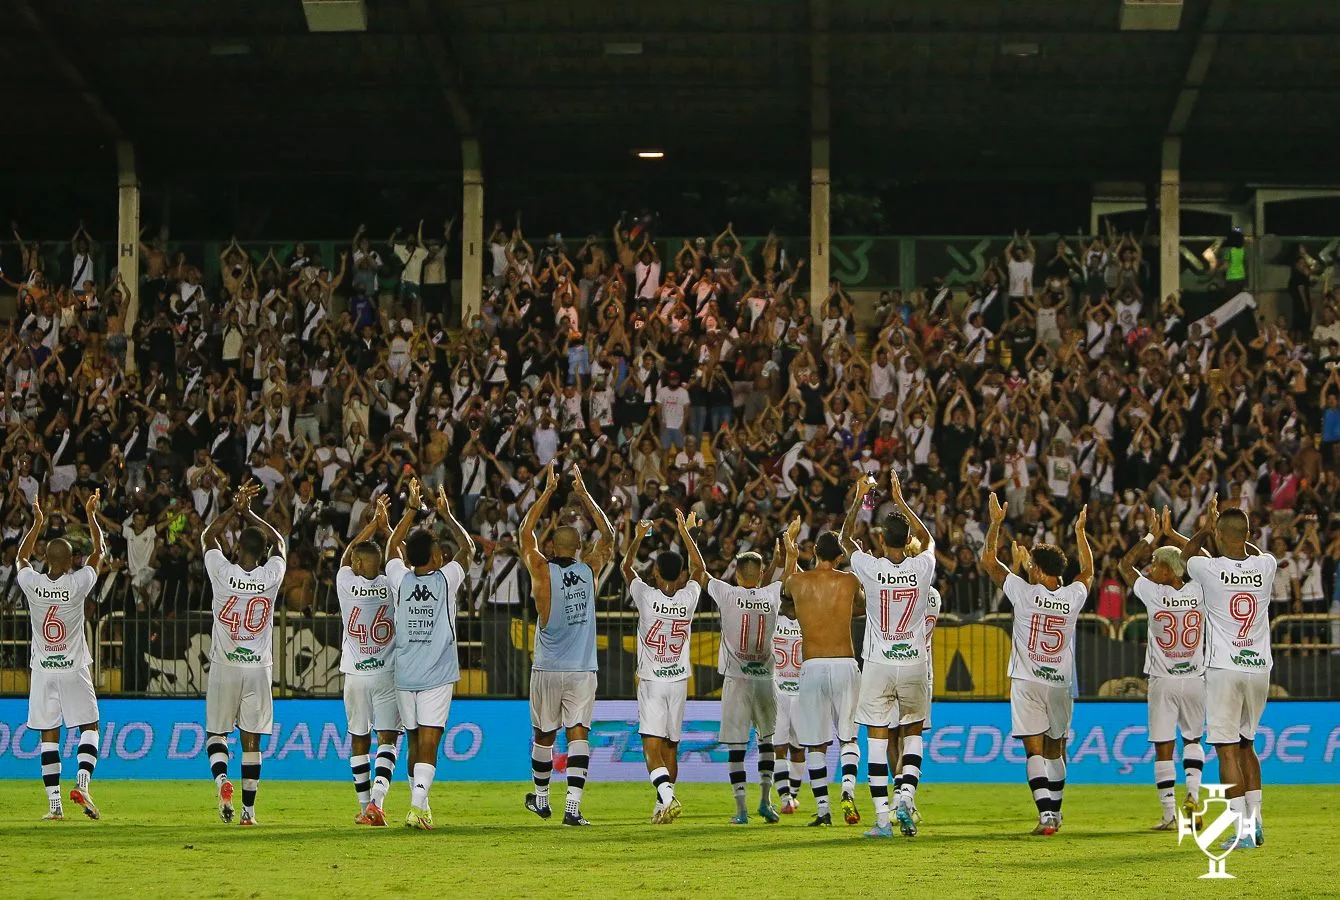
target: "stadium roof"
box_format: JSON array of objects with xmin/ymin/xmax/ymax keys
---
[{"xmin": 7, "ymin": 0, "xmax": 1340, "ymax": 182}]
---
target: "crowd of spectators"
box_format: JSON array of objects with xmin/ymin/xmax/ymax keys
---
[{"xmin": 2, "ymin": 212, "xmax": 1339, "ymax": 692}]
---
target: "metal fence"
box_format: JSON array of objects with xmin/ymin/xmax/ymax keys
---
[{"xmin": 1, "ymin": 575, "xmax": 1336, "ymax": 701}]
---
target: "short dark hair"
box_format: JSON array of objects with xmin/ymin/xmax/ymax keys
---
[
  {"xmin": 655, "ymin": 551, "xmax": 683, "ymax": 583},
  {"xmin": 239, "ymin": 527, "xmax": 267, "ymax": 560},
  {"xmin": 882, "ymin": 512, "xmax": 911, "ymax": 549},
  {"xmin": 1217, "ymin": 508, "xmax": 1249, "ymax": 538},
  {"xmin": 815, "ymin": 531, "xmax": 843, "ymax": 562},
  {"xmin": 1032, "ymin": 543, "xmax": 1067, "ymax": 578},
  {"xmin": 405, "ymin": 529, "xmax": 435, "ymax": 567},
  {"xmin": 353, "ymin": 540, "xmax": 382, "ymax": 564},
  {"xmin": 735, "ymin": 551, "xmax": 763, "ymax": 577}
]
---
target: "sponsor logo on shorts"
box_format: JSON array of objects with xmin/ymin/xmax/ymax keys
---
[
  {"xmin": 1230, "ymin": 649, "xmax": 1266, "ymax": 668},
  {"xmin": 225, "ymin": 646, "xmax": 261, "ymax": 663},
  {"xmin": 883, "ymin": 642, "xmax": 918, "ymax": 662},
  {"xmin": 39, "ymin": 654, "xmax": 75, "ymax": 670},
  {"xmin": 354, "ymin": 657, "xmax": 386, "ymax": 672},
  {"xmin": 1032, "ymin": 665, "xmax": 1066, "ymax": 684}
]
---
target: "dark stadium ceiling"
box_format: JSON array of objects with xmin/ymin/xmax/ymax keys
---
[{"xmin": 6, "ymin": 0, "xmax": 1340, "ymax": 182}]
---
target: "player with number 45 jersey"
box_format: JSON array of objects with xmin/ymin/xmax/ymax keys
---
[{"xmin": 200, "ymin": 480, "xmax": 288, "ymax": 827}]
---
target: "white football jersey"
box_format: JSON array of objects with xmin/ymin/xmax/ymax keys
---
[
  {"xmin": 1134, "ymin": 576, "xmax": 1206, "ymax": 678},
  {"xmin": 707, "ymin": 577, "xmax": 781, "ymax": 680},
  {"xmin": 336, "ymin": 566, "xmax": 395, "ymax": 676},
  {"xmin": 850, "ymin": 544, "xmax": 937, "ymax": 666},
  {"xmin": 629, "ymin": 577, "xmax": 699, "ymax": 682},
  {"xmin": 925, "ymin": 586, "xmax": 941, "ymax": 657},
  {"xmin": 18, "ymin": 566, "xmax": 97, "ymax": 672},
  {"xmin": 772, "ymin": 614, "xmax": 803, "ymax": 693},
  {"xmin": 1003, "ymin": 573, "xmax": 1086, "ymax": 687},
  {"xmin": 204, "ymin": 548, "xmax": 286, "ymax": 668},
  {"xmin": 1186, "ymin": 553, "xmax": 1277, "ymax": 673}
]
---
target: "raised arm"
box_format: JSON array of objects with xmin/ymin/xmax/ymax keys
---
[
  {"xmin": 201, "ymin": 483, "xmax": 251, "ymax": 554},
  {"xmin": 240, "ymin": 484, "xmax": 287, "ymax": 561},
  {"xmin": 386, "ymin": 479, "xmax": 422, "ymax": 563},
  {"xmin": 342, "ymin": 495, "xmax": 389, "ymax": 568},
  {"xmin": 887, "ymin": 469, "xmax": 931, "ymax": 553},
  {"xmin": 621, "ymin": 518, "xmax": 652, "ymax": 586},
  {"xmin": 676, "ymin": 509, "xmax": 708, "ymax": 589},
  {"xmin": 1180, "ymin": 493, "xmax": 1217, "ymax": 563},
  {"xmin": 570, "ymin": 462, "xmax": 616, "ymax": 573},
  {"xmin": 1073, "ymin": 505, "xmax": 1094, "ymax": 591},
  {"xmin": 17, "ymin": 496, "xmax": 44, "ymax": 570},
  {"xmin": 84, "ymin": 489, "xmax": 105, "ymax": 571},
  {"xmin": 981, "ymin": 492, "xmax": 1010, "ymax": 587},
  {"xmin": 520, "ymin": 462, "xmax": 558, "ymax": 622},
  {"xmin": 434, "ymin": 485, "xmax": 475, "ymax": 570},
  {"xmin": 838, "ymin": 474, "xmax": 873, "ymax": 557}
]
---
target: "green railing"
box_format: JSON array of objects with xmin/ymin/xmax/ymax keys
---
[{"xmin": 1, "ymin": 233, "xmax": 1329, "ymax": 295}]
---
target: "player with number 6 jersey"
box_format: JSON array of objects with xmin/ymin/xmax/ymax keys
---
[
  {"xmin": 337, "ymin": 495, "xmax": 402, "ymax": 827},
  {"xmin": 200, "ymin": 480, "xmax": 288, "ymax": 827}
]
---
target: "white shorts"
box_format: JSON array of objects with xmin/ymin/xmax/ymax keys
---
[
  {"xmin": 1010, "ymin": 679, "xmax": 1072, "ymax": 740},
  {"xmin": 27, "ymin": 666, "xmax": 99, "ymax": 730},
  {"xmin": 719, "ymin": 676, "xmax": 777, "ymax": 745},
  {"xmin": 856, "ymin": 660, "xmax": 929, "ymax": 727},
  {"xmin": 795, "ymin": 658, "xmax": 860, "ymax": 747},
  {"xmin": 1147, "ymin": 675, "xmax": 1206, "ymax": 743},
  {"xmin": 530, "ymin": 670, "xmax": 598, "ymax": 733},
  {"xmin": 1206, "ymin": 668, "xmax": 1269, "ymax": 745},
  {"xmin": 343, "ymin": 670, "xmax": 402, "ymax": 736},
  {"xmin": 205, "ymin": 664, "xmax": 274, "ymax": 735},
  {"xmin": 397, "ymin": 683, "xmax": 455, "ymax": 730},
  {"xmin": 637, "ymin": 679, "xmax": 688, "ymax": 742},
  {"xmin": 774, "ymin": 687, "xmax": 800, "ymax": 746}
]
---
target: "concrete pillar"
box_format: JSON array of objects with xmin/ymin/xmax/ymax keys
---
[
  {"xmin": 810, "ymin": 136, "xmax": 831, "ymax": 305},
  {"xmin": 116, "ymin": 141, "xmax": 141, "ymax": 372},
  {"xmin": 460, "ymin": 138, "xmax": 483, "ymax": 327},
  {"xmin": 1158, "ymin": 138, "xmax": 1181, "ymax": 305}
]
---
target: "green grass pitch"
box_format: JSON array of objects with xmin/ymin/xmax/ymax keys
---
[{"xmin": 0, "ymin": 781, "xmax": 1332, "ymax": 897}]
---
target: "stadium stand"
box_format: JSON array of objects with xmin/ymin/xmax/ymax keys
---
[{"xmin": 1, "ymin": 216, "xmax": 1337, "ymax": 703}]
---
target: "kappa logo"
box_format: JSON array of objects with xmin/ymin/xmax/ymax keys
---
[
  {"xmin": 409, "ymin": 584, "xmax": 437, "ymax": 604},
  {"xmin": 1177, "ymin": 784, "xmax": 1245, "ymax": 878},
  {"xmin": 562, "ymin": 570, "xmax": 585, "ymax": 589}
]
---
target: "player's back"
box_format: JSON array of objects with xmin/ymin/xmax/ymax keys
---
[
  {"xmin": 788, "ymin": 568, "xmax": 859, "ymax": 660},
  {"xmin": 630, "ymin": 577, "xmax": 700, "ymax": 681},
  {"xmin": 709, "ymin": 577, "xmax": 781, "ymax": 678},
  {"xmin": 1002, "ymin": 573, "xmax": 1086, "ymax": 687},
  {"xmin": 772, "ymin": 614, "xmax": 803, "ymax": 694},
  {"xmin": 534, "ymin": 558, "xmax": 597, "ymax": 672},
  {"xmin": 1134, "ymin": 577, "xmax": 1206, "ymax": 677},
  {"xmin": 1186, "ymin": 553, "xmax": 1276, "ymax": 673},
  {"xmin": 387, "ymin": 558, "xmax": 466, "ymax": 691},
  {"xmin": 849, "ymin": 548, "xmax": 935, "ymax": 666},
  {"xmin": 204, "ymin": 548, "xmax": 286, "ymax": 668},
  {"xmin": 18, "ymin": 567, "xmax": 97, "ymax": 672},
  {"xmin": 336, "ymin": 566, "xmax": 395, "ymax": 676}
]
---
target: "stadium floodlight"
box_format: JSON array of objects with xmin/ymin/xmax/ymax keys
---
[
  {"xmin": 302, "ymin": 0, "xmax": 368, "ymax": 33},
  {"xmin": 636, "ymin": 150, "xmax": 665, "ymax": 159},
  {"xmin": 604, "ymin": 42, "xmax": 644, "ymax": 56},
  {"xmin": 1119, "ymin": 0, "xmax": 1183, "ymax": 31}
]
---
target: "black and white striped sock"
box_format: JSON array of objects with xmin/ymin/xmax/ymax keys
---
[
  {"xmin": 76, "ymin": 729, "xmax": 99, "ymax": 790},
  {"xmin": 531, "ymin": 743, "xmax": 553, "ymax": 806},
  {"xmin": 565, "ymin": 739, "xmax": 589, "ymax": 816},
  {"xmin": 806, "ymin": 749, "xmax": 830, "ymax": 816},
  {"xmin": 207, "ymin": 735, "xmax": 229, "ymax": 787},
  {"xmin": 350, "ymin": 753, "xmax": 372, "ymax": 809},
  {"xmin": 40, "ymin": 741, "xmax": 61, "ymax": 809},
  {"xmin": 241, "ymin": 750, "xmax": 261, "ymax": 812},
  {"xmin": 371, "ymin": 741, "xmax": 398, "ymax": 807},
  {"xmin": 728, "ymin": 746, "xmax": 747, "ymax": 815},
  {"xmin": 757, "ymin": 742, "xmax": 775, "ymax": 805}
]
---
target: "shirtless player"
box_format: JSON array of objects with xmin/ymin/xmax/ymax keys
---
[{"xmin": 780, "ymin": 521, "xmax": 864, "ymax": 827}]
